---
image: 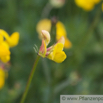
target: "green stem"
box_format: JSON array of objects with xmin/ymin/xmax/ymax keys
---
[{"xmin": 20, "ymin": 55, "xmax": 40, "ymax": 103}]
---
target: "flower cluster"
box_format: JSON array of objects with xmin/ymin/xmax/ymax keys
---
[
  {"xmin": 75, "ymin": 0, "xmax": 101, "ymax": 11},
  {"xmin": 38, "ymin": 30, "xmax": 66, "ymax": 63},
  {"xmin": 0, "ymin": 29, "xmax": 19, "ymax": 63},
  {"xmin": 36, "ymin": 19, "xmax": 72, "ymax": 49}
]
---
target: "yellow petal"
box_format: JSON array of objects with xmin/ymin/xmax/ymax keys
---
[
  {"xmin": 0, "ymin": 34, "xmax": 3, "ymax": 44},
  {"xmin": 47, "ymin": 52, "xmax": 54, "ymax": 60},
  {"xmin": 56, "ymin": 21, "xmax": 67, "ymax": 40},
  {"xmin": 0, "ymin": 68, "xmax": 5, "ymax": 77},
  {"xmin": 51, "ymin": 43, "xmax": 64, "ymax": 59},
  {"xmin": 56, "ymin": 22, "xmax": 72, "ymax": 49},
  {"xmin": 6, "ymin": 32, "xmax": 19, "ymax": 47},
  {"xmin": 0, "ymin": 45, "xmax": 10, "ymax": 57},
  {"xmin": 54, "ymin": 43, "xmax": 64, "ymax": 52},
  {"xmin": 75, "ymin": 0, "xmax": 95, "ymax": 11},
  {"xmin": 1, "ymin": 55, "xmax": 10, "ymax": 63},
  {"xmin": 64, "ymin": 38, "xmax": 72, "ymax": 49},
  {"xmin": 83, "ymin": 4, "xmax": 94, "ymax": 11},
  {"xmin": 57, "ymin": 36, "xmax": 65, "ymax": 45},
  {"xmin": 0, "ymin": 29, "xmax": 19, "ymax": 47},
  {"xmin": 1, "ymin": 41, "xmax": 9, "ymax": 49},
  {"xmin": 47, "ymin": 43, "xmax": 64, "ymax": 60},
  {"xmin": 75, "ymin": 0, "xmax": 87, "ymax": 7},
  {"xmin": 0, "ymin": 29, "xmax": 10, "ymax": 40},
  {"xmin": 53, "ymin": 51, "xmax": 67, "ymax": 63}
]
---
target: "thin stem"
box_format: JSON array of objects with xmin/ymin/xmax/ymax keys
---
[
  {"xmin": 42, "ymin": 59, "xmax": 51, "ymax": 84},
  {"xmin": 20, "ymin": 55, "xmax": 40, "ymax": 103}
]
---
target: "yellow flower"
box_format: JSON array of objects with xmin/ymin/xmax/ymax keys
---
[
  {"xmin": 0, "ymin": 29, "xmax": 19, "ymax": 47},
  {"xmin": 0, "ymin": 34, "xmax": 10, "ymax": 63},
  {"xmin": 1, "ymin": 55, "xmax": 10, "ymax": 63},
  {"xmin": 36, "ymin": 19, "xmax": 72, "ymax": 49},
  {"xmin": 0, "ymin": 29, "xmax": 19, "ymax": 63},
  {"xmin": 36, "ymin": 19, "xmax": 51, "ymax": 37},
  {"xmin": 0, "ymin": 34, "xmax": 3, "ymax": 44},
  {"xmin": 0, "ymin": 44, "xmax": 10, "ymax": 57},
  {"xmin": 38, "ymin": 30, "xmax": 66, "ymax": 63},
  {"xmin": 56, "ymin": 21, "xmax": 72, "ymax": 48},
  {"xmin": 0, "ymin": 43, "xmax": 10, "ymax": 63},
  {"xmin": 47, "ymin": 43, "xmax": 66, "ymax": 63},
  {"xmin": 0, "ymin": 68, "xmax": 5, "ymax": 89},
  {"xmin": 75, "ymin": 0, "xmax": 101, "ymax": 11}
]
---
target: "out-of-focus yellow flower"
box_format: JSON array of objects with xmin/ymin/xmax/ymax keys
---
[
  {"xmin": 0, "ymin": 68, "xmax": 5, "ymax": 89},
  {"xmin": 49, "ymin": 0, "xmax": 65, "ymax": 8},
  {"xmin": 0, "ymin": 29, "xmax": 19, "ymax": 63},
  {"xmin": 0, "ymin": 35, "xmax": 10, "ymax": 63},
  {"xmin": 0, "ymin": 44, "xmax": 10, "ymax": 57},
  {"xmin": 1, "ymin": 56, "xmax": 10, "ymax": 63},
  {"xmin": 0, "ymin": 29, "xmax": 19, "ymax": 47},
  {"xmin": 36, "ymin": 19, "xmax": 72, "ymax": 49},
  {"xmin": 38, "ymin": 30, "xmax": 66, "ymax": 63},
  {"xmin": 0, "ymin": 34, "xmax": 3, "ymax": 44},
  {"xmin": 36, "ymin": 19, "xmax": 51, "ymax": 36},
  {"xmin": 75, "ymin": 0, "xmax": 101, "ymax": 11},
  {"xmin": 56, "ymin": 21, "xmax": 72, "ymax": 48}
]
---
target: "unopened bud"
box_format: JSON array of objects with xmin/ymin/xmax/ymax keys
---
[
  {"xmin": 49, "ymin": 0, "xmax": 65, "ymax": 8},
  {"xmin": 41, "ymin": 30, "xmax": 50, "ymax": 46},
  {"xmin": 38, "ymin": 40, "xmax": 46, "ymax": 58}
]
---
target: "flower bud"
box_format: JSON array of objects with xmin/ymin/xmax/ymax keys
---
[
  {"xmin": 49, "ymin": 0, "xmax": 65, "ymax": 8},
  {"xmin": 41, "ymin": 30, "xmax": 50, "ymax": 46},
  {"xmin": 38, "ymin": 40, "xmax": 46, "ymax": 58}
]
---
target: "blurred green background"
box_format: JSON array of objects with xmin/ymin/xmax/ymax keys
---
[{"xmin": 0, "ymin": 0, "xmax": 103, "ymax": 103}]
